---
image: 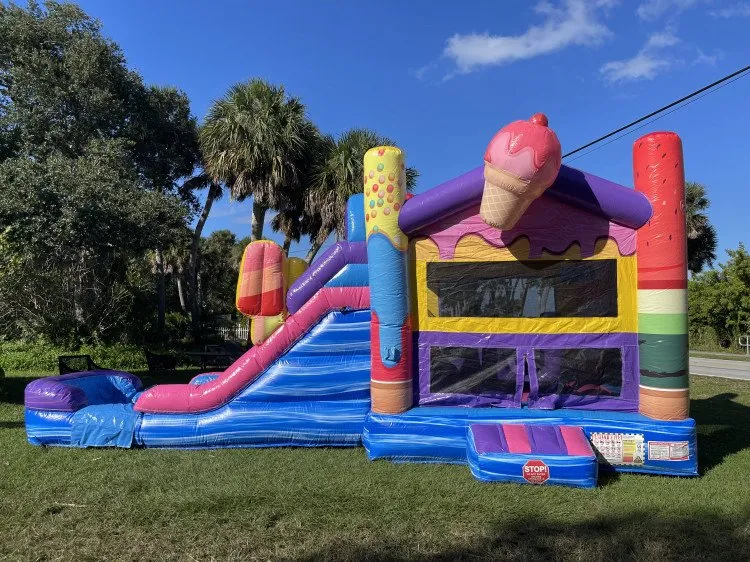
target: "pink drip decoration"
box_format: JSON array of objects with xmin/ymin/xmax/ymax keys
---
[{"xmin": 423, "ymin": 196, "xmax": 636, "ymax": 259}]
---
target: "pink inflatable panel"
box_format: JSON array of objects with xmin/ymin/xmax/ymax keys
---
[
  {"xmin": 559, "ymin": 425, "xmax": 594, "ymax": 457},
  {"xmin": 135, "ymin": 287, "xmax": 370, "ymax": 414}
]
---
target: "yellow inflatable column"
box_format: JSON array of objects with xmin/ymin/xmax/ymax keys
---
[{"xmin": 364, "ymin": 146, "xmax": 413, "ymax": 414}]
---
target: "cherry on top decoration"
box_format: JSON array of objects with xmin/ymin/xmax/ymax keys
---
[{"xmin": 480, "ymin": 113, "xmax": 562, "ymax": 230}]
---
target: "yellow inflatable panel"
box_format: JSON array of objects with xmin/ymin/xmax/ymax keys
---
[
  {"xmin": 412, "ymin": 236, "xmax": 637, "ymax": 334},
  {"xmin": 250, "ymin": 313, "xmax": 286, "ymax": 346},
  {"xmin": 286, "ymin": 257, "xmax": 308, "ymax": 286}
]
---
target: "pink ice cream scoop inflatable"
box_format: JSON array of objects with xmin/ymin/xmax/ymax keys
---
[{"xmin": 480, "ymin": 113, "xmax": 562, "ymax": 230}]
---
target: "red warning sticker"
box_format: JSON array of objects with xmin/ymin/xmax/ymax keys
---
[{"xmin": 523, "ymin": 459, "xmax": 550, "ymax": 484}]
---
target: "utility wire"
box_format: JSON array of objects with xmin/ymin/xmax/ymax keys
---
[
  {"xmin": 564, "ymin": 70, "xmax": 749, "ymax": 164},
  {"xmin": 562, "ymin": 64, "xmax": 750, "ymax": 160}
]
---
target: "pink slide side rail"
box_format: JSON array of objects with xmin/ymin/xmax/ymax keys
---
[{"xmin": 134, "ymin": 287, "xmax": 370, "ymax": 414}]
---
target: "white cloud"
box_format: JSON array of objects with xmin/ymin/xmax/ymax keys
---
[
  {"xmin": 600, "ymin": 30, "xmax": 680, "ymax": 82},
  {"xmin": 441, "ymin": 0, "xmax": 613, "ymax": 75},
  {"xmin": 645, "ymin": 30, "xmax": 680, "ymax": 48},
  {"xmin": 692, "ymin": 48, "xmax": 723, "ymax": 65},
  {"xmin": 601, "ymin": 52, "xmax": 671, "ymax": 82},
  {"xmin": 636, "ymin": 0, "xmax": 704, "ymax": 21},
  {"xmin": 709, "ymin": 2, "xmax": 750, "ymax": 18},
  {"xmin": 414, "ymin": 62, "xmax": 437, "ymax": 81}
]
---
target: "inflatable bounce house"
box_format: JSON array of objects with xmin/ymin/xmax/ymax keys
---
[{"xmin": 25, "ymin": 115, "xmax": 697, "ymax": 488}]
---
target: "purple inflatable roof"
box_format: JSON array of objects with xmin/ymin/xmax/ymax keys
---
[{"xmin": 398, "ymin": 164, "xmax": 652, "ymax": 235}]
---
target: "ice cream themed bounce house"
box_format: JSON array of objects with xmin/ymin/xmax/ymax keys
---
[{"xmin": 25, "ymin": 114, "xmax": 697, "ymax": 488}]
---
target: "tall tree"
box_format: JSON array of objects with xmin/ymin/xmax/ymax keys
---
[
  {"xmin": 689, "ymin": 243, "xmax": 750, "ymax": 344},
  {"xmin": 0, "ymin": 1, "xmax": 137, "ymax": 158},
  {"xmin": 0, "ymin": 1, "xmax": 199, "ymax": 343},
  {"xmin": 685, "ymin": 181, "xmax": 718, "ymax": 274},
  {"xmin": 304, "ymin": 128, "xmax": 418, "ymax": 262},
  {"xmin": 126, "ymin": 85, "xmax": 200, "ymax": 338},
  {"xmin": 0, "ymin": 140, "xmax": 186, "ymax": 343},
  {"xmin": 269, "ymin": 122, "xmax": 324, "ymax": 255},
  {"xmin": 160, "ymin": 226, "xmax": 193, "ymax": 313},
  {"xmin": 180, "ymin": 171, "xmax": 224, "ymax": 335},
  {"xmin": 200, "ymin": 79, "xmax": 310, "ymax": 242},
  {"xmin": 271, "ymin": 210, "xmax": 303, "ymax": 254},
  {"xmin": 199, "ymin": 230, "xmax": 241, "ymax": 317}
]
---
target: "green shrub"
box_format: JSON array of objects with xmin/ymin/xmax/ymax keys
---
[
  {"xmin": 164, "ymin": 311, "xmax": 191, "ymax": 342},
  {"xmin": 689, "ymin": 325, "xmax": 744, "ymax": 353},
  {"xmin": 0, "ymin": 341, "xmax": 148, "ymax": 373}
]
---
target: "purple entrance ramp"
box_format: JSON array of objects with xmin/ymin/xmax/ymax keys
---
[{"xmin": 467, "ymin": 423, "xmax": 598, "ymax": 488}]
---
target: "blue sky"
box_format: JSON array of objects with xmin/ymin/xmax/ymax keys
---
[{"xmin": 74, "ymin": 0, "xmax": 749, "ymax": 263}]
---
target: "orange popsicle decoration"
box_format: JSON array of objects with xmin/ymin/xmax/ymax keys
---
[
  {"xmin": 248, "ymin": 257, "xmax": 308, "ymax": 345},
  {"xmin": 236, "ymin": 241, "xmax": 285, "ymax": 317},
  {"xmin": 480, "ymin": 113, "xmax": 562, "ymax": 230}
]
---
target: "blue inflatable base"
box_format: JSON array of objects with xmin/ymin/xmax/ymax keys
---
[
  {"xmin": 26, "ymin": 404, "xmax": 698, "ymax": 478},
  {"xmin": 364, "ymin": 406, "xmax": 698, "ymax": 477}
]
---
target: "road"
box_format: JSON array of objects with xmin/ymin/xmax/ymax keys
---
[{"xmin": 690, "ymin": 357, "xmax": 750, "ymax": 381}]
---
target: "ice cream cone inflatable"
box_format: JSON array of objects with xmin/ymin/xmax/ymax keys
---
[{"xmin": 480, "ymin": 113, "xmax": 562, "ymax": 230}]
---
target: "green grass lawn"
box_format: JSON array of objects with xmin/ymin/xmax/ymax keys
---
[{"xmin": 1, "ymin": 372, "xmax": 749, "ymax": 561}]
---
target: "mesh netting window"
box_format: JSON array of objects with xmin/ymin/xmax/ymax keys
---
[
  {"xmin": 426, "ymin": 260, "xmax": 617, "ymax": 318},
  {"xmin": 534, "ymin": 348, "xmax": 623, "ymax": 397},
  {"xmin": 429, "ymin": 346, "xmax": 517, "ymax": 396}
]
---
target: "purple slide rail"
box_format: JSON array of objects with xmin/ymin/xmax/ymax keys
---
[{"xmin": 286, "ymin": 241, "xmax": 367, "ymax": 314}]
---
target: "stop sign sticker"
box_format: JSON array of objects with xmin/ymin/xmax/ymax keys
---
[{"xmin": 523, "ymin": 460, "xmax": 550, "ymax": 484}]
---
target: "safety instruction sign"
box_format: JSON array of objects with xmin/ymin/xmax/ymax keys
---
[
  {"xmin": 590, "ymin": 432, "xmax": 645, "ymax": 465},
  {"xmin": 648, "ymin": 441, "xmax": 689, "ymax": 461}
]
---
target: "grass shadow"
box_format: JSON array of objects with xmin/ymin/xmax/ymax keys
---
[
  {"xmin": 692, "ymin": 391, "xmax": 750, "ymax": 474},
  {"xmin": 297, "ymin": 510, "xmax": 750, "ymax": 561},
  {"xmin": 595, "ymin": 470, "xmax": 621, "ymax": 487},
  {"xmin": 0, "ymin": 376, "xmax": 35, "ymax": 406}
]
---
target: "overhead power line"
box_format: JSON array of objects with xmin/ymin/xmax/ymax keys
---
[{"xmin": 562, "ymin": 64, "xmax": 750, "ymax": 161}]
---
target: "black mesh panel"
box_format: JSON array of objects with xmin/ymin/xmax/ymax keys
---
[
  {"xmin": 429, "ymin": 346, "xmax": 517, "ymax": 395},
  {"xmin": 426, "ymin": 260, "xmax": 617, "ymax": 318}
]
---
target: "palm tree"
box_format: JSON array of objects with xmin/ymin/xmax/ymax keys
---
[
  {"xmin": 181, "ymin": 172, "xmax": 224, "ymax": 334},
  {"xmin": 304, "ymin": 128, "xmax": 419, "ymax": 262},
  {"xmin": 269, "ymin": 123, "xmax": 324, "ymax": 255},
  {"xmin": 162, "ymin": 227, "xmax": 192, "ymax": 313},
  {"xmin": 685, "ymin": 181, "xmax": 717, "ymax": 274},
  {"xmin": 200, "ymin": 79, "xmax": 309, "ymax": 241},
  {"xmin": 270, "ymin": 210, "xmax": 302, "ymax": 254}
]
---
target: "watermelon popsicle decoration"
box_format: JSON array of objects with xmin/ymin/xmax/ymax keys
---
[{"xmin": 480, "ymin": 113, "xmax": 562, "ymax": 230}]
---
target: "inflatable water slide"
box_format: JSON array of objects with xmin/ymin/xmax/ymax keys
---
[
  {"xmin": 25, "ymin": 236, "xmax": 373, "ymax": 449},
  {"xmin": 25, "ymin": 115, "xmax": 698, "ymax": 487}
]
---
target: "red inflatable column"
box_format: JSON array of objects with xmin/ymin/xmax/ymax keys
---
[{"xmin": 633, "ymin": 132, "xmax": 690, "ymax": 420}]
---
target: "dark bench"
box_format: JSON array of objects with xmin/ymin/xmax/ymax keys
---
[
  {"xmin": 57, "ymin": 355, "xmax": 109, "ymax": 375},
  {"xmin": 185, "ymin": 343, "xmax": 248, "ymax": 371},
  {"xmin": 185, "ymin": 351, "xmax": 235, "ymax": 371},
  {"xmin": 144, "ymin": 349, "xmax": 177, "ymax": 374}
]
